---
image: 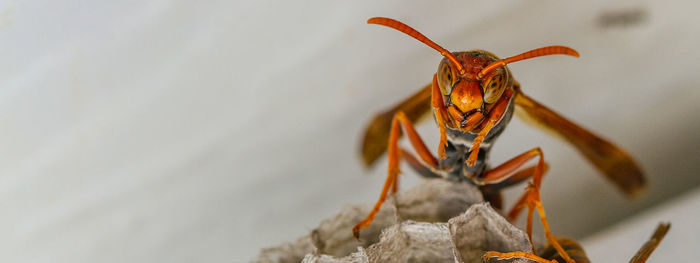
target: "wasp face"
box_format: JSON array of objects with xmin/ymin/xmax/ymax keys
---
[
  {"xmin": 367, "ymin": 17, "xmax": 577, "ymax": 132},
  {"xmin": 436, "ymin": 51, "xmax": 511, "ymax": 130}
]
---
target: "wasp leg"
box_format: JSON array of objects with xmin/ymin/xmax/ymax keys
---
[
  {"xmin": 352, "ymin": 111, "xmax": 440, "ymax": 239},
  {"xmin": 431, "ymin": 74, "xmax": 450, "ymax": 159},
  {"xmin": 479, "ymin": 147, "xmax": 546, "ymax": 186},
  {"xmin": 508, "ymin": 186, "xmax": 535, "ymax": 244},
  {"xmin": 481, "ymin": 162, "xmax": 550, "ymax": 209},
  {"xmin": 510, "ymin": 179, "xmax": 574, "ymax": 261},
  {"xmin": 482, "ymin": 251, "xmax": 557, "ymax": 263},
  {"xmin": 499, "ymin": 162, "xmax": 549, "ymax": 222},
  {"xmin": 400, "ymin": 148, "xmax": 441, "ymax": 178},
  {"xmin": 361, "ymin": 83, "xmax": 433, "ymax": 167},
  {"xmin": 476, "ymin": 148, "xmax": 546, "ymax": 250},
  {"xmin": 481, "ymin": 148, "xmax": 574, "ymax": 263},
  {"xmin": 505, "ymin": 182, "xmax": 577, "ymax": 263},
  {"xmin": 465, "ymin": 88, "xmax": 514, "ymax": 166},
  {"xmin": 487, "ymin": 162, "xmax": 550, "ymax": 191}
]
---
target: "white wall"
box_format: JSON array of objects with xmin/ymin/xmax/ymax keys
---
[{"xmin": 0, "ymin": 0, "xmax": 698, "ymax": 262}]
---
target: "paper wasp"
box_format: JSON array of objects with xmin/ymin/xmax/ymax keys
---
[{"xmin": 353, "ymin": 17, "xmax": 646, "ymax": 251}]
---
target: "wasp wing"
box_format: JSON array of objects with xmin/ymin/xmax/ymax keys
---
[
  {"xmin": 629, "ymin": 223, "xmax": 670, "ymax": 263},
  {"xmin": 361, "ymin": 84, "xmax": 433, "ymax": 167},
  {"xmin": 514, "ymin": 86, "xmax": 645, "ymax": 197}
]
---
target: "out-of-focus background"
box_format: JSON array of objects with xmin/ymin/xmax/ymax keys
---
[{"xmin": 1, "ymin": 0, "xmax": 699, "ymax": 262}]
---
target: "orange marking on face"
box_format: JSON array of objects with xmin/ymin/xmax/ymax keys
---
[{"xmin": 450, "ymin": 81, "xmax": 483, "ymax": 114}]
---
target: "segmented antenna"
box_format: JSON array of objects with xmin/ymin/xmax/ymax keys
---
[
  {"xmin": 477, "ymin": 46, "xmax": 580, "ymax": 79},
  {"xmin": 367, "ymin": 17, "xmax": 466, "ymax": 75}
]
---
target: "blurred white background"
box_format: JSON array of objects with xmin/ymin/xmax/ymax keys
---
[{"xmin": 0, "ymin": 0, "xmax": 699, "ymax": 262}]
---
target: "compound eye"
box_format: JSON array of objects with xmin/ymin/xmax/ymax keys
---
[
  {"xmin": 437, "ymin": 62, "xmax": 456, "ymax": 95},
  {"xmin": 483, "ymin": 72, "xmax": 506, "ymax": 104}
]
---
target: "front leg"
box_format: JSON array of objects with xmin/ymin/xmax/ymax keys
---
[
  {"xmin": 431, "ymin": 74, "xmax": 450, "ymax": 159},
  {"xmin": 465, "ymin": 88, "xmax": 513, "ymax": 166}
]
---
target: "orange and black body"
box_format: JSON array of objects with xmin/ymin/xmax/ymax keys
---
[{"xmin": 352, "ymin": 17, "xmax": 657, "ymax": 263}]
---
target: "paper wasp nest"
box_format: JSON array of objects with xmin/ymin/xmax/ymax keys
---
[{"xmin": 254, "ymin": 179, "xmax": 533, "ymax": 263}]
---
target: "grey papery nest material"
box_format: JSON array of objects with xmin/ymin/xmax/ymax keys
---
[{"xmin": 255, "ymin": 179, "xmax": 534, "ymax": 263}]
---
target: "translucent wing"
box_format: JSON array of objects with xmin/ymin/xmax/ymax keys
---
[
  {"xmin": 361, "ymin": 84, "xmax": 432, "ymax": 167},
  {"xmin": 514, "ymin": 85, "xmax": 645, "ymax": 197},
  {"xmin": 629, "ymin": 223, "xmax": 670, "ymax": 263}
]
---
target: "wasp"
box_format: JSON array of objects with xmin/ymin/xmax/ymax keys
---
[{"xmin": 352, "ymin": 17, "xmax": 647, "ymax": 256}]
